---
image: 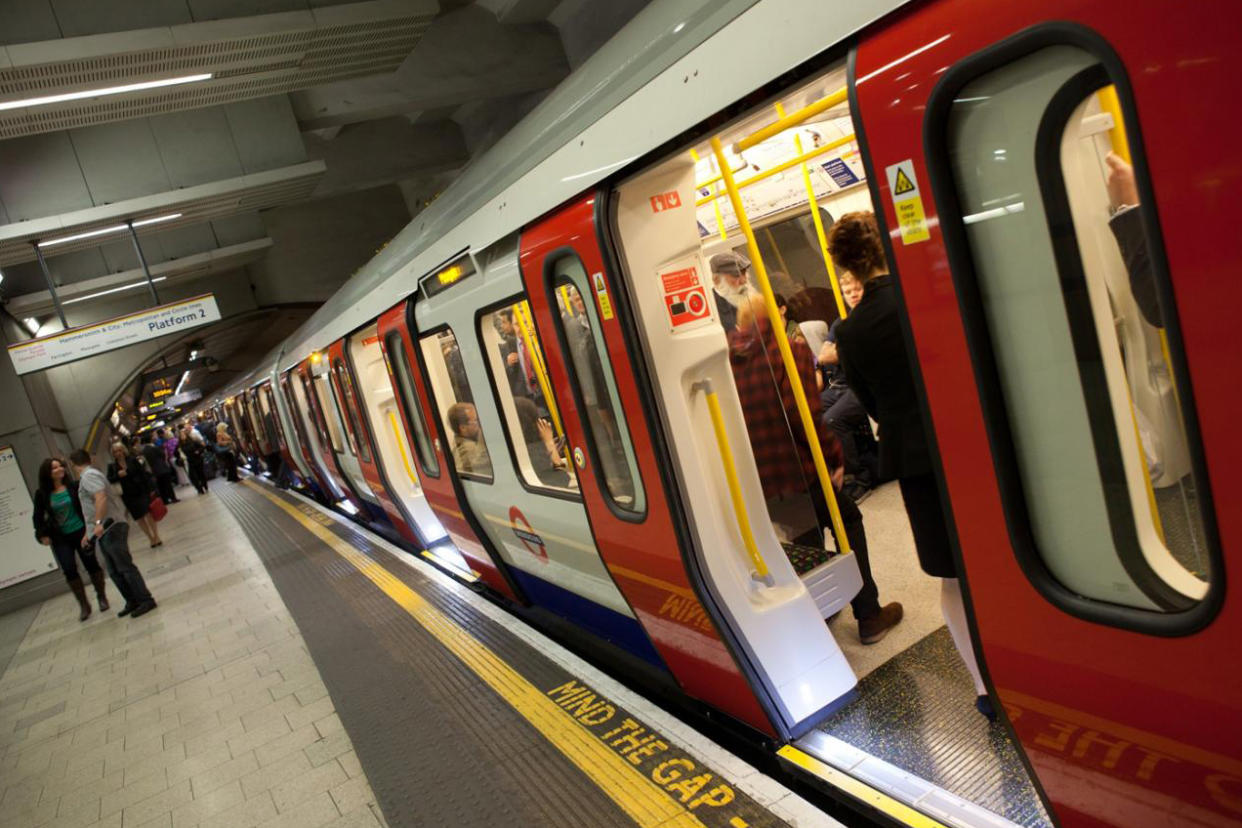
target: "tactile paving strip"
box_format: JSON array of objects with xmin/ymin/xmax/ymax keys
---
[
  {"xmin": 215, "ymin": 481, "xmax": 791, "ymax": 828},
  {"xmin": 815, "ymin": 629, "xmax": 1052, "ymax": 828}
]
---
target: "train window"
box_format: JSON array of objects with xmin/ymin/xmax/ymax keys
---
[
  {"xmin": 334, "ymin": 360, "xmax": 372, "ymax": 464},
  {"xmin": 312, "ymin": 374, "xmax": 348, "ymax": 455},
  {"xmin": 385, "ymin": 333, "xmax": 439, "ymax": 477},
  {"xmin": 479, "ymin": 299, "xmax": 577, "ymax": 496},
  {"xmin": 938, "ymin": 44, "xmax": 1213, "ymax": 615},
  {"xmin": 419, "ymin": 328, "xmax": 493, "ymax": 482},
  {"xmin": 550, "ymin": 258, "xmax": 644, "ymax": 515}
]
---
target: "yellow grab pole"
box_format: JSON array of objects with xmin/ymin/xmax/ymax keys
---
[
  {"xmin": 388, "ymin": 410, "xmax": 420, "ymax": 487},
  {"xmin": 512, "ymin": 302, "xmax": 573, "ymax": 467},
  {"xmin": 710, "ymin": 136, "xmax": 851, "ymax": 555},
  {"xmin": 695, "ymin": 133, "xmax": 855, "ymax": 205},
  {"xmin": 737, "ymin": 86, "xmax": 848, "ymax": 152},
  {"xmin": 691, "ymin": 147, "xmax": 729, "ymax": 241},
  {"xmin": 698, "ymin": 380, "xmax": 771, "ymax": 582},
  {"xmin": 778, "ymin": 102, "xmax": 848, "ymax": 320}
]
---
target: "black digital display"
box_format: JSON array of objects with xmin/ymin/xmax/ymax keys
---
[{"xmin": 422, "ymin": 255, "xmax": 476, "ymax": 298}]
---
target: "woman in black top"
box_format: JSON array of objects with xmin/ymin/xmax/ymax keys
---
[
  {"xmin": 107, "ymin": 441, "xmax": 163, "ymax": 547},
  {"xmin": 32, "ymin": 457, "xmax": 109, "ymax": 621},
  {"xmin": 829, "ymin": 211, "xmax": 993, "ymax": 720}
]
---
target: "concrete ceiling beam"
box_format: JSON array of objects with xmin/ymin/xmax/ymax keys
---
[{"xmin": 305, "ymin": 117, "xmax": 469, "ymax": 198}]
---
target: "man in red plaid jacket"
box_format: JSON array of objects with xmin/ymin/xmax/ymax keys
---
[{"xmin": 727, "ymin": 295, "xmax": 902, "ymax": 644}]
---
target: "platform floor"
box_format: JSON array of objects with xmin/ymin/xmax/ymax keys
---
[{"xmin": 0, "ymin": 478, "xmax": 836, "ymax": 828}]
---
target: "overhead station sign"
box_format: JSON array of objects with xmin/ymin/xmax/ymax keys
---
[{"xmin": 7, "ymin": 294, "xmax": 220, "ymax": 375}]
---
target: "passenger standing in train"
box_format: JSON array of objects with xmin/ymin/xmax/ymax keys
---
[
  {"xmin": 817, "ymin": 272, "xmax": 878, "ymax": 500},
  {"xmin": 32, "ymin": 457, "xmax": 109, "ymax": 622},
  {"xmin": 140, "ymin": 433, "xmax": 179, "ymax": 505},
  {"xmin": 71, "ymin": 449, "xmax": 157, "ymax": 619},
  {"xmin": 447, "ymin": 402, "xmax": 492, "ymax": 477},
  {"xmin": 494, "ymin": 311, "xmax": 535, "ymax": 403},
  {"xmin": 710, "ymin": 253, "xmax": 753, "ymax": 332},
  {"xmin": 180, "ymin": 425, "xmax": 209, "ymax": 494},
  {"xmin": 562, "ymin": 289, "xmax": 628, "ymax": 491},
  {"xmin": 108, "ymin": 442, "xmax": 163, "ymax": 548},
  {"xmin": 829, "ymin": 211, "xmax": 993, "ymax": 719},
  {"xmin": 728, "ymin": 293, "xmax": 902, "ymax": 645},
  {"xmin": 1104, "ymin": 152, "xmax": 1161, "ymax": 327},
  {"xmin": 215, "ymin": 423, "xmax": 240, "ymax": 482}
]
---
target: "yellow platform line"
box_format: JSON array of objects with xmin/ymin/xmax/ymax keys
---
[
  {"xmin": 777, "ymin": 746, "xmax": 949, "ymax": 828},
  {"xmin": 244, "ymin": 480, "xmax": 707, "ymax": 828}
]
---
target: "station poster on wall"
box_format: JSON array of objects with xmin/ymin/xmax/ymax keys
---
[
  {"xmin": 6, "ymin": 294, "xmax": 221, "ymax": 375},
  {"xmin": 0, "ymin": 446, "xmax": 57, "ymax": 590}
]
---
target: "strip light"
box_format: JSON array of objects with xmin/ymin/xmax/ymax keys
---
[
  {"xmin": 62, "ymin": 276, "xmax": 167, "ymax": 305},
  {"xmin": 0, "ymin": 73, "xmax": 212, "ymax": 112},
  {"xmin": 39, "ymin": 213, "xmax": 183, "ymax": 249}
]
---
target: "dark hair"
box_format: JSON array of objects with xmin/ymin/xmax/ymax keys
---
[
  {"xmin": 141, "ymin": 433, "xmax": 153, "ymax": 445},
  {"xmin": 826, "ymin": 211, "xmax": 888, "ymax": 281},
  {"xmin": 37, "ymin": 457, "xmax": 72, "ymax": 495},
  {"xmin": 69, "ymin": 449, "xmax": 91, "ymax": 467},
  {"xmin": 446, "ymin": 402, "xmax": 475, "ymax": 436},
  {"xmin": 513, "ymin": 397, "xmax": 541, "ymax": 445}
]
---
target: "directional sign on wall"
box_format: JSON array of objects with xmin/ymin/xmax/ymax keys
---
[{"xmin": 6, "ymin": 294, "xmax": 221, "ymax": 375}]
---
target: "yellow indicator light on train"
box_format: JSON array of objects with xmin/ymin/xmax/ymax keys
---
[{"xmin": 437, "ymin": 265, "xmax": 464, "ymax": 286}]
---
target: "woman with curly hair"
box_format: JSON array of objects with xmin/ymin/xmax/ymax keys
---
[
  {"xmin": 32, "ymin": 457, "xmax": 109, "ymax": 621},
  {"xmin": 829, "ymin": 210, "xmax": 994, "ymax": 720}
]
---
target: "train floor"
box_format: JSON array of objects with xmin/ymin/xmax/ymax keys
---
[{"xmin": 0, "ymin": 475, "xmax": 836, "ymax": 828}]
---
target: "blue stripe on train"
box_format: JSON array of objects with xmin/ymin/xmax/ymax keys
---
[{"xmin": 508, "ymin": 569, "xmax": 667, "ymax": 671}]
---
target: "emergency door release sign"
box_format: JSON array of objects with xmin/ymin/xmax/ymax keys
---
[
  {"xmin": 660, "ymin": 264, "xmax": 712, "ymax": 330},
  {"xmin": 7, "ymin": 294, "xmax": 222, "ymax": 375}
]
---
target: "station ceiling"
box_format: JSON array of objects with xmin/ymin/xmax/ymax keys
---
[{"xmin": 0, "ymin": 0, "xmax": 651, "ymax": 433}]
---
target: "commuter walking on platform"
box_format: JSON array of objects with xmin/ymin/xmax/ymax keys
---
[
  {"xmin": 70, "ymin": 450, "xmax": 156, "ymax": 619},
  {"xmin": 829, "ymin": 211, "xmax": 993, "ymax": 719},
  {"xmin": 216, "ymin": 422, "xmax": 240, "ymax": 482},
  {"xmin": 180, "ymin": 425, "xmax": 209, "ymax": 494},
  {"xmin": 141, "ymin": 433, "xmax": 178, "ymax": 504},
  {"xmin": 32, "ymin": 458, "xmax": 109, "ymax": 622},
  {"xmin": 108, "ymin": 442, "xmax": 163, "ymax": 548}
]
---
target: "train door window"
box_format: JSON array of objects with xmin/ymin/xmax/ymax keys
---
[
  {"xmin": 385, "ymin": 332, "xmax": 439, "ymax": 477},
  {"xmin": 550, "ymin": 258, "xmax": 644, "ymax": 515},
  {"xmin": 333, "ymin": 359, "xmax": 372, "ymax": 464},
  {"xmin": 937, "ymin": 44, "xmax": 1213, "ymax": 615},
  {"xmin": 312, "ymin": 374, "xmax": 348, "ymax": 455},
  {"xmin": 479, "ymin": 299, "xmax": 577, "ymax": 495},
  {"xmin": 419, "ymin": 328, "xmax": 493, "ymax": 482}
]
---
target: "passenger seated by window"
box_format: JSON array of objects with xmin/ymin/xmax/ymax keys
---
[
  {"xmin": 447, "ymin": 402, "xmax": 491, "ymax": 477},
  {"xmin": 817, "ymin": 272, "xmax": 878, "ymax": 499},
  {"xmin": 829, "ymin": 210, "xmax": 991, "ymax": 718},
  {"xmin": 1104, "ymin": 152, "xmax": 1161, "ymax": 327},
  {"xmin": 727, "ymin": 293, "xmax": 902, "ymax": 645},
  {"xmin": 710, "ymin": 253, "xmax": 752, "ymax": 332},
  {"xmin": 514, "ymin": 398, "xmax": 572, "ymax": 489}
]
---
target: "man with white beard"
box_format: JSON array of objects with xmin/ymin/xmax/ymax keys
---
[{"xmin": 710, "ymin": 253, "xmax": 752, "ymax": 332}]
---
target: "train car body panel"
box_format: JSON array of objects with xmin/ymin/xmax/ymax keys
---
[
  {"xmin": 292, "ymin": 359, "xmax": 355, "ymax": 506},
  {"xmin": 854, "ymin": 2, "xmax": 1240, "ymax": 825}
]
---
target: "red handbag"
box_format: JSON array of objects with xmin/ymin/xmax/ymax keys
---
[{"xmin": 148, "ymin": 492, "xmax": 167, "ymax": 522}]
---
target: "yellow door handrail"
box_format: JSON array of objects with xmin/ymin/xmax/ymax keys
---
[
  {"xmin": 693, "ymin": 378, "xmax": 772, "ymax": 584},
  {"xmin": 736, "ymin": 86, "xmax": 848, "ymax": 152},
  {"xmin": 512, "ymin": 301, "xmax": 573, "ymax": 468},
  {"xmin": 710, "ymin": 136, "xmax": 851, "ymax": 557},
  {"xmin": 695, "ymin": 133, "xmax": 856, "ymax": 202},
  {"xmin": 388, "ymin": 410, "xmax": 421, "ymax": 488}
]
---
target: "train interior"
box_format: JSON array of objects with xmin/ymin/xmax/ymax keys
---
[{"xmin": 195, "ymin": 42, "xmax": 1220, "ymax": 828}]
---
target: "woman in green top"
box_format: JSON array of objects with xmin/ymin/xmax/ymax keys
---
[{"xmin": 32, "ymin": 457, "xmax": 109, "ymax": 621}]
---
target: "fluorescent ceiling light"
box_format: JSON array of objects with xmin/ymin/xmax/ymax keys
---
[
  {"xmin": 22, "ymin": 317, "xmax": 40, "ymax": 335},
  {"xmin": 0, "ymin": 74, "xmax": 212, "ymax": 112},
  {"xmin": 62, "ymin": 276, "xmax": 167, "ymax": 306},
  {"xmin": 39, "ymin": 213, "xmax": 183, "ymax": 249}
]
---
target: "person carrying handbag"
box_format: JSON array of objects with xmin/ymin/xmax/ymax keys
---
[{"xmin": 107, "ymin": 442, "xmax": 163, "ymax": 548}]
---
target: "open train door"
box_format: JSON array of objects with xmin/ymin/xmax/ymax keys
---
[
  {"xmin": 377, "ymin": 302, "xmax": 522, "ymax": 602},
  {"xmin": 853, "ymin": 3, "xmax": 1239, "ymax": 826}
]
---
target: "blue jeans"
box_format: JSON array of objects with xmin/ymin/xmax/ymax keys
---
[{"xmin": 97, "ymin": 523, "xmax": 153, "ymax": 607}]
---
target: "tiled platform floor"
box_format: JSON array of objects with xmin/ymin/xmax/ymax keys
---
[{"xmin": 0, "ymin": 482, "xmax": 385, "ymax": 828}]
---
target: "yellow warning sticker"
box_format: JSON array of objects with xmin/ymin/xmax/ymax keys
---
[
  {"xmin": 592, "ymin": 271, "xmax": 615, "ymax": 320},
  {"xmin": 885, "ymin": 160, "xmax": 930, "ymax": 244}
]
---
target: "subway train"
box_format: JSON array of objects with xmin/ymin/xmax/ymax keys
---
[{"xmin": 176, "ymin": 1, "xmax": 1241, "ymax": 826}]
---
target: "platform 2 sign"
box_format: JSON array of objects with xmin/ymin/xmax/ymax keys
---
[
  {"xmin": 0, "ymin": 446, "xmax": 57, "ymax": 591},
  {"xmin": 7, "ymin": 294, "xmax": 221, "ymax": 375}
]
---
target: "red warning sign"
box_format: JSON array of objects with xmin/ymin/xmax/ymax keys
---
[
  {"xmin": 649, "ymin": 190, "xmax": 681, "ymax": 213},
  {"xmin": 660, "ymin": 266, "xmax": 712, "ymax": 328}
]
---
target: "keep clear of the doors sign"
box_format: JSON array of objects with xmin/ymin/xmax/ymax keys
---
[
  {"xmin": 885, "ymin": 159, "xmax": 930, "ymax": 245},
  {"xmin": 659, "ymin": 262, "xmax": 712, "ymax": 331}
]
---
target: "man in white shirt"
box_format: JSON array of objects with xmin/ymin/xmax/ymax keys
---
[{"xmin": 70, "ymin": 449, "xmax": 157, "ymax": 618}]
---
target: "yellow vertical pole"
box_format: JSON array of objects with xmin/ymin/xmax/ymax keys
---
[
  {"xmin": 777, "ymin": 103, "xmax": 848, "ymax": 319},
  {"xmin": 512, "ymin": 302, "xmax": 573, "ymax": 468},
  {"xmin": 710, "ymin": 136, "xmax": 850, "ymax": 555},
  {"xmin": 701, "ymin": 382, "xmax": 770, "ymax": 581}
]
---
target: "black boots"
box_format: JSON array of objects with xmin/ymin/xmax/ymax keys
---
[
  {"xmin": 68, "ymin": 577, "xmax": 91, "ymax": 622},
  {"xmin": 89, "ymin": 568, "xmax": 110, "ymax": 611}
]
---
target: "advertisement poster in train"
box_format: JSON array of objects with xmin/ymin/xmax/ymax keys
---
[
  {"xmin": 0, "ymin": 446, "xmax": 57, "ymax": 590},
  {"xmin": 695, "ymin": 116, "xmax": 864, "ymax": 237}
]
